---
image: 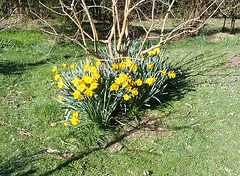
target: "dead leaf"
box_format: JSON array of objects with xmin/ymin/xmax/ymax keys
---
[
  {"xmin": 185, "ymin": 103, "xmax": 193, "ymax": 108},
  {"xmin": 17, "ymin": 131, "xmax": 31, "ymax": 136},
  {"xmin": 47, "ymin": 148, "xmax": 60, "ymax": 153},
  {"xmin": 51, "ymin": 122, "xmax": 57, "ymax": 127},
  {"xmin": 157, "ymin": 151, "xmax": 164, "ymax": 155},
  {"xmin": 191, "ymin": 124, "xmax": 201, "ymax": 128}
]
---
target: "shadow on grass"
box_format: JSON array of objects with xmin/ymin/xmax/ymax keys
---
[
  {"xmin": 0, "ymin": 60, "xmax": 47, "ymax": 75},
  {"xmin": 0, "ymin": 153, "xmax": 39, "ymax": 176}
]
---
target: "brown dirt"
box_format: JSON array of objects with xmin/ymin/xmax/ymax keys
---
[
  {"xmin": 228, "ymin": 54, "xmax": 240, "ymax": 68},
  {"xmin": 124, "ymin": 113, "xmax": 168, "ymax": 140},
  {"xmin": 210, "ymin": 32, "xmax": 235, "ymax": 42}
]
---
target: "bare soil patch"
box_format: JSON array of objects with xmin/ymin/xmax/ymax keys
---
[
  {"xmin": 228, "ymin": 54, "xmax": 240, "ymax": 68},
  {"xmin": 124, "ymin": 113, "xmax": 168, "ymax": 140},
  {"xmin": 210, "ymin": 32, "xmax": 235, "ymax": 42}
]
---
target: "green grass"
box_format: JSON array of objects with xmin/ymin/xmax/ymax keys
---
[{"xmin": 0, "ymin": 24, "xmax": 240, "ymax": 175}]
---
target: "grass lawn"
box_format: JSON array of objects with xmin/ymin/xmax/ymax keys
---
[{"xmin": 0, "ymin": 23, "xmax": 240, "ymax": 175}]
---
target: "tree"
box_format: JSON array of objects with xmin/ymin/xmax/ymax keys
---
[{"xmin": 35, "ymin": 0, "xmax": 227, "ymax": 66}]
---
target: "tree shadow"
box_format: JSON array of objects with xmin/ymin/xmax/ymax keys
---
[
  {"xmin": 0, "ymin": 152, "xmax": 39, "ymax": 176},
  {"xmin": 0, "ymin": 59, "xmax": 48, "ymax": 75}
]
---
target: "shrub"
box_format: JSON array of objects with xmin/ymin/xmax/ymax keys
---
[{"xmin": 52, "ymin": 40, "xmax": 176, "ymax": 128}]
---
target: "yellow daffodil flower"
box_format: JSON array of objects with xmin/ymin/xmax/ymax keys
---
[
  {"xmin": 154, "ymin": 47, "xmax": 161, "ymax": 54},
  {"xmin": 93, "ymin": 73, "xmax": 100, "ymax": 79},
  {"xmin": 58, "ymin": 96, "xmax": 64, "ymax": 100},
  {"xmin": 131, "ymin": 88, "xmax": 138, "ymax": 97},
  {"xmin": 122, "ymin": 81, "xmax": 128, "ymax": 87},
  {"xmin": 161, "ymin": 69, "xmax": 167, "ymax": 76},
  {"xmin": 54, "ymin": 74, "xmax": 61, "ymax": 81},
  {"xmin": 72, "ymin": 77, "xmax": 82, "ymax": 86},
  {"xmin": 70, "ymin": 118, "xmax": 80, "ymax": 125},
  {"xmin": 96, "ymin": 61, "xmax": 102, "ymax": 66},
  {"xmin": 89, "ymin": 81, "xmax": 98, "ymax": 90},
  {"xmin": 110, "ymin": 83, "xmax": 119, "ymax": 91},
  {"xmin": 115, "ymin": 77, "xmax": 122, "ymax": 84},
  {"xmin": 148, "ymin": 50, "xmax": 157, "ymax": 57},
  {"xmin": 125, "ymin": 58, "xmax": 133, "ymax": 67},
  {"xmin": 64, "ymin": 122, "xmax": 69, "ymax": 126},
  {"xmin": 58, "ymin": 80, "xmax": 65, "ymax": 88},
  {"xmin": 168, "ymin": 71, "xmax": 176, "ymax": 79},
  {"xmin": 62, "ymin": 62, "xmax": 67, "ymax": 69},
  {"xmin": 112, "ymin": 63, "xmax": 119, "ymax": 71},
  {"xmin": 148, "ymin": 62, "xmax": 154, "ymax": 69},
  {"xmin": 84, "ymin": 88, "xmax": 94, "ymax": 97},
  {"xmin": 73, "ymin": 112, "xmax": 79, "ymax": 118},
  {"xmin": 136, "ymin": 79, "xmax": 143, "ymax": 86},
  {"xmin": 70, "ymin": 63, "xmax": 75, "ymax": 70},
  {"xmin": 77, "ymin": 83, "xmax": 87, "ymax": 92},
  {"xmin": 145, "ymin": 76, "xmax": 156, "ymax": 85},
  {"xmin": 82, "ymin": 75, "xmax": 93, "ymax": 84},
  {"xmin": 90, "ymin": 66, "xmax": 98, "ymax": 74},
  {"xmin": 84, "ymin": 64, "xmax": 91, "ymax": 71},
  {"xmin": 73, "ymin": 90, "xmax": 82, "ymax": 99},
  {"xmin": 126, "ymin": 85, "xmax": 132, "ymax": 91},
  {"xmin": 123, "ymin": 94, "xmax": 131, "ymax": 101},
  {"xmin": 119, "ymin": 62, "xmax": 126, "ymax": 69},
  {"xmin": 52, "ymin": 66, "xmax": 58, "ymax": 73},
  {"xmin": 132, "ymin": 64, "xmax": 138, "ymax": 72}
]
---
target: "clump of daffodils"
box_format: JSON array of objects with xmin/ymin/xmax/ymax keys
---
[{"xmin": 52, "ymin": 40, "xmax": 177, "ymax": 127}]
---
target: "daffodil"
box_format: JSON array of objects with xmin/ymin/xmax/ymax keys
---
[
  {"xmin": 77, "ymin": 83, "xmax": 87, "ymax": 92},
  {"xmin": 132, "ymin": 64, "xmax": 138, "ymax": 72},
  {"xmin": 84, "ymin": 88, "xmax": 94, "ymax": 97},
  {"xmin": 62, "ymin": 62, "xmax": 67, "ymax": 69},
  {"xmin": 84, "ymin": 64, "xmax": 91, "ymax": 71},
  {"xmin": 96, "ymin": 61, "xmax": 102, "ymax": 66},
  {"xmin": 119, "ymin": 62, "xmax": 126, "ymax": 69},
  {"xmin": 83, "ymin": 75, "xmax": 93, "ymax": 84},
  {"xmin": 148, "ymin": 50, "xmax": 156, "ymax": 57},
  {"xmin": 90, "ymin": 66, "xmax": 98, "ymax": 74},
  {"xmin": 123, "ymin": 94, "xmax": 131, "ymax": 101},
  {"xmin": 72, "ymin": 77, "xmax": 82, "ymax": 86},
  {"xmin": 70, "ymin": 118, "xmax": 80, "ymax": 125},
  {"xmin": 52, "ymin": 66, "xmax": 58, "ymax": 73},
  {"xmin": 148, "ymin": 62, "xmax": 154, "ymax": 69},
  {"xmin": 73, "ymin": 90, "xmax": 82, "ymax": 99},
  {"xmin": 154, "ymin": 47, "xmax": 161, "ymax": 54},
  {"xmin": 161, "ymin": 69, "xmax": 167, "ymax": 76},
  {"xmin": 70, "ymin": 63, "xmax": 75, "ymax": 70},
  {"xmin": 168, "ymin": 71, "xmax": 176, "ymax": 79},
  {"xmin": 125, "ymin": 58, "xmax": 133, "ymax": 67},
  {"xmin": 126, "ymin": 85, "xmax": 132, "ymax": 91},
  {"xmin": 112, "ymin": 63, "xmax": 118, "ymax": 71},
  {"xmin": 89, "ymin": 81, "xmax": 98, "ymax": 90},
  {"xmin": 145, "ymin": 76, "xmax": 156, "ymax": 85},
  {"xmin": 58, "ymin": 80, "xmax": 65, "ymax": 88},
  {"xmin": 115, "ymin": 77, "xmax": 122, "ymax": 84},
  {"xmin": 54, "ymin": 74, "xmax": 61, "ymax": 81},
  {"xmin": 136, "ymin": 79, "xmax": 143, "ymax": 86},
  {"xmin": 110, "ymin": 83, "xmax": 119, "ymax": 91},
  {"xmin": 58, "ymin": 96, "xmax": 64, "ymax": 100},
  {"xmin": 73, "ymin": 112, "xmax": 79, "ymax": 118},
  {"xmin": 122, "ymin": 81, "xmax": 128, "ymax": 87},
  {"xmin": 131, "ymin": 88, "xmax": 138, "ymax": 97},
  {"xmin": 93, "ymin": 73, "xmax": 100, "ymax": 79},
  {"xmin": 64, "ymin": 122, "xmax": 69, "ymax": 126}
]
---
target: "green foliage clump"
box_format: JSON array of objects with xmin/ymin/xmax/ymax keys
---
[{"xmin": 52, "ymin": 40, "xmax": 176, "ymax": 130}]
